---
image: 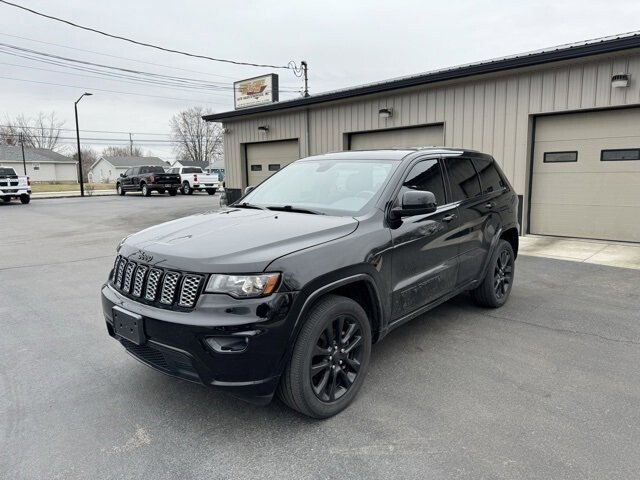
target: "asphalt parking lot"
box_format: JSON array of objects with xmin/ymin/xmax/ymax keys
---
[{"xmin": 1, "ymin": 195, "xmax": 639, "ymax": 480}]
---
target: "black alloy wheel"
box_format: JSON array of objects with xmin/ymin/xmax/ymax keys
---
[
  {"xmin": 117, "ymin": 183, "xmax": 125, "ymax": 196},
  {"xmin": 310, "ymin": 314, "xmax": 364, "ymax": 402},
  {"xmin": 494, "ymin": 249, "xmax": 513, "ymax": 300},
  {"xmin": 278, "ymin": 294, "xmax": 371, "ymax": 418},
  {"xmin": 471, "ymin": 239, "xmax": 515, "ymax": 308}
]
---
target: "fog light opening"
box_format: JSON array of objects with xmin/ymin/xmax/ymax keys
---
[{"xmin": 205, "ymin": 336, "xmax": 249, "ymax": 354}]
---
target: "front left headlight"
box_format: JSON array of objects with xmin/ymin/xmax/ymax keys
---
[{"xmin": 205, "ymin": 273, "xmax": 280, "ymax": 298}]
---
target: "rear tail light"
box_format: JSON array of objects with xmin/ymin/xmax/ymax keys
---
[
  {"xmin": 193, "ymin": 174, "xmax": 198, "ymax": 183},
  {"xmin": 149, "ymin": 175, "xmax": 156, "ymax": 183},
  {"xmin": 27, "ymin": 176, "xmax": 31, "ymax": 186}
]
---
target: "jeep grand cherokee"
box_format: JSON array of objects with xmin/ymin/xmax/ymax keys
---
[{"xmin": 102, "ymin": 148, "xmax": 519, "ymax": 418}]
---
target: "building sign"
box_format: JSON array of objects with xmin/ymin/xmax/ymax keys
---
[{"xmin": 234, "ymin": 74, "xmax": 279, "ymax": 109}]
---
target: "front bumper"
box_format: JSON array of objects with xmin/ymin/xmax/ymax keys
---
[
  {"xmin": 0, "ymin": 188, "xmax": 30, "ymax": 196},
  {"xmin": 101, "ymin": 283, "xmax": 299, "ymax": 404}
]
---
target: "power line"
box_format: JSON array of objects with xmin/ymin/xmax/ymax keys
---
[
  {"xmin": 0, "ymin": 0, "xmax": 293, "ymax": 69},
  {"xmin": 0, "ymin": 32, "xmax": 241, "ymax": 80},
  {"xmin": 0, "ymin": 75, "xmax": 232, "ymax": 105}
]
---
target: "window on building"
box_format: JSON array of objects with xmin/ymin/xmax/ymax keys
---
[
  {"xmin": 473, "ymin": 157, "xmax": 507, "ymax": 194},
  {"xmin": 601, "ymin": 149, "xmax": 640, "ymax": 161},
  {"xmin": 544, "ymin": 151, "xmax": 578, "ymax": 163},
  {"xmin": 400, "ymin": 159, "xmax": 446, "ymax": 205},
  {"xmin": 268, "ymin": 164, "xmax": 281, "ymax": 171},
  {"xmin": 251, "ymin": 165, "xmax": 262, "ymax": 171},
  {"xmin": 447, "ymin": 158, "xmax": 482, "ymax": 202},
  {"xmin": 33, "ymin": 163, "xmax": 40, "ymax": 171}
]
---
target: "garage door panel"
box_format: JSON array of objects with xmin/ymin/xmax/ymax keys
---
[
  {"xmin": 349, "ymin": 126, "xmax": 443, "ymax": 150},
  {"xmin": 246, "ymin": 140, "xmax": 299, "ymax": 186},
  {"xmin": 531, "ymin": 108, "xmax": 640, "ymax": 242},
  {"xmin": 530, "ymin": 204, "xmax": 640, "ymax": 242}
]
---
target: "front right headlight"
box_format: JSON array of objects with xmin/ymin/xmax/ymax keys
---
[{"xmin": 205, "ymin": 273, "xmax": 280, "ymax": 298}]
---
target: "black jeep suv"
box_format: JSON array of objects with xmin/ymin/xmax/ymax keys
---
[{"xmin": 102, "ymin": 148, "xmax": 519, "ymax": 418}]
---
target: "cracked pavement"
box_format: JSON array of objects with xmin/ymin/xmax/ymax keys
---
[{"xmin": 1, "ymin": 196, "xmax": 639, "ymax": 479}]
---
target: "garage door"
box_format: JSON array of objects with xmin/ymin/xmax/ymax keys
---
[
  {"xmin": 349, "ymin": 125, "xmax": 443, "ymax": 150},
  {"xmin": 530, "ymin": 108, "xmax": 640, "ymax": 242},
  {"xmin": 246, "ymin": 140, "xmax": 299, "ymax": 186}
]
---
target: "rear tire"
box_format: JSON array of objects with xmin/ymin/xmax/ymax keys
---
[
  {"xmin": 20, "ymin": 194, "xmax": 30, "ymax": 204},
  {"xmin": 277, "ymin": 294, "xmax": 371, "ymax": 418},
  {"xmin": 470, "ymin": 239, "xmax": 515, "ymax": 308},
  {"xmin": 206, "ymin": 188, "xmax": 216, "ymax": 195},
  {"xmin": 182, "ymin": 181, "xmax": 193, "ymax": 195},
  {"xmin": 141, "ymin": 183, "xmax": 151, "ymax": 197},
  {"xmin": 117, "ymin": 183, "xmax": 125, "ymax": 196},
  {"xmin": 157, "ymin": 188, "xmax": 166, "ymax": 194},
  {"xmin": 168, "ymin": 189, "xmax": 177, "ymax": 196},
  {"xmin": 2, "ymin": 196, "xmax": 11, "ymax": 203}
]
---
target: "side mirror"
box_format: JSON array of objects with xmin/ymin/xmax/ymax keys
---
[
  {"xmin": 244, "ymin": 186, "xmax": 255, "ymax": 194},
  {"xmin": 390, "ymin": 190, "xmax": 438, "ymax": 219},
  {"xmin": 120, "ymin": 173, "xmax": 126, "ymax": 178}
]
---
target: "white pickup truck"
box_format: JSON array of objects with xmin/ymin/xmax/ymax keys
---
[
  {"xmin": 0, "ymin": 167, "xmax": 31, "ymax": 204},
  {"xmin": 166, "ymin": 166, "xmax": 220, "ymax": 195}
]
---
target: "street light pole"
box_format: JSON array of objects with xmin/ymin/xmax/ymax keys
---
[{"xmin": 74, "ymin": 92, "xmax": 93, "ymax": 197}]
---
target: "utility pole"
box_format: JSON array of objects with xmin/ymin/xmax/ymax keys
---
[
  {"xmin": 19, "ymin": 132, "xmax": 27, "ymax": 175},
  {"xmin": 301, "ymin": 61, "xmax": 309, "ymax": 97},
  {"xmin": 129, "ymin": 133, "xmax": 133, "ymax": 155},
  {"xmin": 74, "ymin": 92, "xmax": 93, "ymax": 197}
]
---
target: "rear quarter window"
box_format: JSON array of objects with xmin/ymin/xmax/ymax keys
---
[{"xmin": 473, "ymin": 157, "xmax": 507, "ymax": 194}]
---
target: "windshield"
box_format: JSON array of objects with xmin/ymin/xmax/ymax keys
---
[
  {"xmin": 241, "ymin": 158, "xmax": 399, "ymax": 215},
  {"xmin": 0, "ymin": 167, "xmax": 17, "ymax": 176}
]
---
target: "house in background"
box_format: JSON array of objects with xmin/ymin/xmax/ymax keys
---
[
  {"xmin": 0, "ymin": 145, "xmax": 78, "ymax": 182},
  {"xmin": 169, "ymin": 159, "xmax": 209, "ymax": 170},
  {"xmin": 88, "ymin": 156, "xmax": 169, "ymax": 183}
]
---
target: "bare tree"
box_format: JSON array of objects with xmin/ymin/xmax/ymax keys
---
[
  {"xmin": 70, "ymin": 147, "xmax": 98, "ymax": 183},
  {"xmin": 170, "ymin": 106, "xmax": 223, "ymax": 164},
  {"xmin": 101, "ymin": 145, "xmax": 146, "ymax": 157},
  {"xmin": 0, "ymin": 112, "xmax": 65, "ymax": 151}
]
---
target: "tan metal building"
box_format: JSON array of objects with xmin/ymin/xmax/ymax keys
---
[{"xmin": 205, "ymin": 33, "xmax": 640, "ymax": 243}]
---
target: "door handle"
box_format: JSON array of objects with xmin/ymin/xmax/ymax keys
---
[
  {"xmin": 485, "ymin": 202, "xmax": 495, "ymax": 209},
  {"xmin": 442, "ymin": 214, "xmax": 457, "ymax": 223}
]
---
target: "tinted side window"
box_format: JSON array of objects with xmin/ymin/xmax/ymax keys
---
[
  {"xmin": 401, "ymin": 159, "xmax": 446, "ymax": 205},
  {"xmin": 447, "ymin": 158, "xmax": 482, "ymax": 201},
  {"xmin": 130, "ymin": 167, "xmax": 139, "ymax": 175},
  {"xmin": 473, "ymin": 157, "xmax": 506, "ymax": 194}
]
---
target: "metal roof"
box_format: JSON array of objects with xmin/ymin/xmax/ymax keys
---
[
  {"xmin": 204, "ymin": 31, "xmax": 640, "ymax": 122},
  {"xmin": 0, "ymin": 145, "xmax": 76, "ymax": 163},
  {"xmin": 99, "ymin": 156, "xmax": 167, "ymax": 167}
]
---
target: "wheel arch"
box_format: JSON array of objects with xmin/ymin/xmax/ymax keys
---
[{"xmin": 500, "ymin": 226, "xmax": 519, "ymax": 259}]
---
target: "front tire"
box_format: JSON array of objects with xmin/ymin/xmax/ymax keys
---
[
  {"xmin": 278, "ymin": 295, "xmax": 371, "ymax": 418},
  {"xmin": 117, "ymin": 183, "xmax": 125, "ymax": 196},
  {"xmin": 20, "ymin": 194, "xmax": 30, "ymax": 204},
  {"xmin": 141, "ymin": 183, "xmax": 151, "ymax": 197},
  {"xmin": 168, "ymin": 189, "xmax": 177, "ymax": 196},
  {"xmin": 471, "ymin": 239, "xmax": 515, "ymax": 308}
]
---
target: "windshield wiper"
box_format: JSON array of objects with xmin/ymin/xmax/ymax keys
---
[
  {"xmin": 234, "ymin": 202, "xmax": 267, "ymax": 210},
  {"xmin": 266, "ymin": 205, "xmax": 325, "ymax": 215}
]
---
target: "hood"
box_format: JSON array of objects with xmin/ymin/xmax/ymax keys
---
[{"xmin": 118, "ymin": 207, "xmax": 359, "ymax": 273}]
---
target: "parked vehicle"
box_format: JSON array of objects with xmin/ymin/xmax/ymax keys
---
[
  {"xmin": 116, "ymin": 166, "xmax": 180, "ymax": 197},
  {"xmin": 0, "ymin": 167, "xmax": 31, "ymax": 204},
  {"xmin": 102, "ymin": 148, "xmax": 519, "ymax": 418},
  {"xmin": 166, "ymin": 166, "xmax": 220, "ymax": 195},
  {"xmin": 204, "ymin": 167, "xmax": 225, "ymax": 182}
]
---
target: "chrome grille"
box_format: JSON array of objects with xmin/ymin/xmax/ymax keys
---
[
  {"xmin": 179, "ymin": 275, "xmax": 202, "ymax": 307},
  {"xmin": 132, "ymin": 265, "xmax": 148, "ymax": 297},
  {"xmin": 122, "ymin": 262, "xmax": 136, "ymax": 293},
  {"xmin": 145, "ymin": 268, "xmax": 162, "ymax": 301},
  {"xmin": 111, "ymin": 256, "xmax": 203, "ymax": 310},
  {"xmin": 115, "ymin": 258, "xmax": 126, "ymax": 288},
  {"xmin": 160, "ymin": 272, "xmax": 180, "ymax": 304}
]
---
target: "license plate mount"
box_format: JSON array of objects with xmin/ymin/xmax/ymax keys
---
[{"xmin": 112, "ymin": 306, "xmax": 146, "ymax": 345}]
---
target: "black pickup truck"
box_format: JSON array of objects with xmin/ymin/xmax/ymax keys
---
[{"xmin": 116, "ymin": 166, "xmax": 181, "ymax": 197}]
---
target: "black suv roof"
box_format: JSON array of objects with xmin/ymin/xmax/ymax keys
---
[{"xmin": 301, "ymin": 147, "xmax": 487, "ymax": 162}]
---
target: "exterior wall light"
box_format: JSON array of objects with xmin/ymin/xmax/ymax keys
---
[
  {"xmin": 378, "ymin": 108, "xmax": 393, "ymax": 119},
  {"xmin": 258, "ymin": 125, "xmax": 269, "ymax": 134},
  {"xmin": 611, "ymin": 73, "xmax": 629, "ymax": 88},
  {"xmin": 222, "ymin": 127, "xmax": 231, "ymax": 134}
]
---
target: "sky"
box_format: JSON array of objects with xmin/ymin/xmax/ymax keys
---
[{"xmin": 1, "ymin": 0, "xmax": 640, "ymax": 161}]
